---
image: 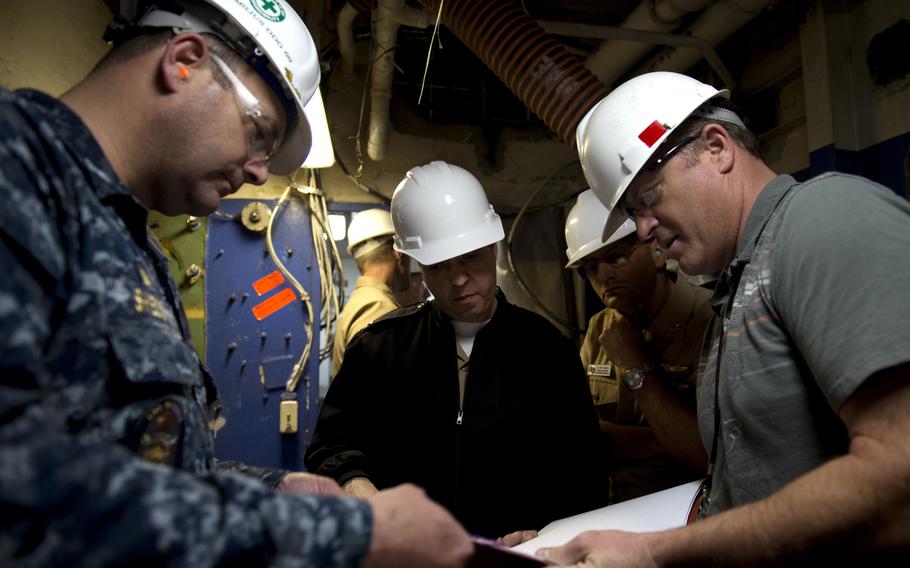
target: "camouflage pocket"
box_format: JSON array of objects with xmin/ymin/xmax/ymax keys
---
[{"xmin": 108, "ymin": 318, "xmax": 200, "ymax": 387}]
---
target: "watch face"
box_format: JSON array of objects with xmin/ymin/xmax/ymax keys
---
[{"xmin": 624, "ymin": 368, "xmax": 645, "ymax": 390}]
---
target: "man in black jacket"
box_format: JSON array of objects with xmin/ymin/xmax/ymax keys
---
[{"xmin": 306, "ymin": 161, "xmax": 609, "ymax": 538}]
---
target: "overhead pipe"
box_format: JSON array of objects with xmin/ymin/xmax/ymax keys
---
[
  {"xmin": 585, "ymin": 0, "xmax": 711, "ymax": 87},
  {"xmin": 366, "ymin": 0, "xmax": 406, "ymax": 161},
  {"xmin": 414, "ymin": 0, "xmax": 609, "ymax": 146},
  {"xmin": 337, "ymin": 0, "xmax": 433, "ymax": 81},
  {"xmin": 339, "ymin": 0, "xmax": 433, "ymax": 161},
  {"xmin": 540, "ymin": 20, "xmax": 736, "ymax": 93},
  {"xmin": 633, "ymin": 0, "xmax": 773, "ymax": 78},
  {"xmin": 336, "ymin": 1, "xmax": 363, "ymax": 81}
]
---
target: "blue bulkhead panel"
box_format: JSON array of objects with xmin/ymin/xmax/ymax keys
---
[{"xmin": 205, "ymin": 197, "xmax": 322, "ymax": 470}]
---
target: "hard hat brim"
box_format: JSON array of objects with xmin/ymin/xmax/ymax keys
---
[
  {"xmin": 396, "ymin": 223, "xmax": 504, "ymax": 267},
  {"xmin": 601, "ymin": 208, "xmax": 632, "ymax": 243},
  {"xmin": 268, "ymin": 110, "xmax": 313, "ymax": 176},
  {"xmin": 567, "ymin": 217, "xmax": 637, "ymax": 268}
]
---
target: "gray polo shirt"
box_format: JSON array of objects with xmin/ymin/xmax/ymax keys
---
[{"xmin": 698, "ymin": 173, "xmax": 910, "ymax": 513}]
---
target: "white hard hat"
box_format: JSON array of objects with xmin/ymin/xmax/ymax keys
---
[
  {"xmin": 347, "ymin": 208, "xmax": 395, "ymax": 256},
  {"xmin": 391, "ymin": 161, "xmax": 504, "ymax": 266},
  {"xmin": 124, "ymin": 0, "xmax": 320, "ymax": 175},
  {"xmin": 576, "ymin": 72, "xmax": 728, "ymax": 240},
  {"xmin": 564, "ymin": 190, "xmax": 637, "ymax": 268}
]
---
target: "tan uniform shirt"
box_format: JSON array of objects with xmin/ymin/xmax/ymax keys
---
[
  {"xmin": 331, "ymin": 276, "xmax": 399, "ymax": 377},
  {"xmin": 579, "ymin": 273, "xmax": 714, "ymax": 501}
]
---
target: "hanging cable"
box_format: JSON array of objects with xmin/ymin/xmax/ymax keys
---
[
  {"xmin": 334, "ymin": 147, "xmax": 392, "ymax": 203},
  {"xmin": 264, "ymin": 184, "xmax": 315, "ymax": 406},
  {"xmin": 263, "ymin": 170, "xmax": 349, "ymax": 409},
  {"xmin": 417, "ymin": 0, "xmax": 445, "ymax": 105},
  {"xmin": 291, "ymin": 170, "xmax": 347, "ymax": 363},
  {"xmin": 350, "ymin": 4, "xmax": 376, "ymax": 185},
  {"xmin": 505, "ymin": 160, "xmax": 584, "ymax": 334}
]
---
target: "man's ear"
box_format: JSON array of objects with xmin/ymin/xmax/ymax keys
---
[
  {"xmin": 160, "ymin": 33, "xmax": 208, "ymax": 93},
  {"xmin": 702, "ymin": 123, "xmax": 735, "ymax": 174}
]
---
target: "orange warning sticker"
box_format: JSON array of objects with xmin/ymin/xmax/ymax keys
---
[
  {"xmin": 252, "ymin": 270, "xmax": 286, "ymax": 296},
  {"xmin": 252, "ymin": 287, "xmax": 296, "ymax": 321}
]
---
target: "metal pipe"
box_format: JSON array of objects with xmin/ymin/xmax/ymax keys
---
[
  {"xmin": 633, "ymin": 0, "xmax": 773, "ymax": 77},
  {"xmin": 337, "ymin": 2, "xmax": 359, "ymax": 81},
  {"xmin": 346, "ymin": 0, "xmax": 433, "ymax": 161},
  {"xmin": 393, "ymin": 4, "xmax": 433, "ymax": 29},
  {"xmin": 540, "ymin": 20, "xmax": 736, "ymax": 92},
  {"xmin": 585, "ymin": 0, "xmax": 711, "ymax": 86},
  {"xmin": 367, "ymin": 0, "xmax": 405, "ymax": 161}
]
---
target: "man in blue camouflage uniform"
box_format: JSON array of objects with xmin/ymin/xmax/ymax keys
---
[{"xmin": 0, "ymin": 1, "xmax": 472, "ymax": 566}]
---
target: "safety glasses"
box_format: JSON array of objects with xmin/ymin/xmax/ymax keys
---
[
  {"xmin": 618, "ymin": 134, "xmax": 698, "ymax": 218},
  {"xmin": 209, "ymin": 53, "xmax": 281, "ymax": 164}
]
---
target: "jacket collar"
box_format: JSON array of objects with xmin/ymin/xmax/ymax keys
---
[{"xmin": 429, "ymin": 287, "xmax": 510, "ymax": 327}]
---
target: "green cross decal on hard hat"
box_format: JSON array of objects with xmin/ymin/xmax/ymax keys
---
[{"xmin": 251, "ymin": 0, "xmax": 286, "ymax": 22}]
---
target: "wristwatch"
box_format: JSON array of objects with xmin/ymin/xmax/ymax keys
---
[{"xmin": 622, "ymin": 362, "xmax": 654, "ymax": 391}]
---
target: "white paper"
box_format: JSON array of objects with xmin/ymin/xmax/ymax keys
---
[{"xmin": 512, "ymin": 479, "xmax": 705, "ymax": 555}]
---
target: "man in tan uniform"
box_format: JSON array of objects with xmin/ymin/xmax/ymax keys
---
[
  {"xmin": 332, "ymin": 208, "xmax": 411, "ymax": 376},
  {"xmin": 565, "ymin": 190, "xmax": 712, "ymax": 503}
]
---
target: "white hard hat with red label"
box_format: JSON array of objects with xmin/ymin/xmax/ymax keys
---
[
  {"xmin": 391, "ymin": 161, "xmax": 504, "ymax": 266},
  {"xmin": 116, "ymin": 0, "xmax": 320, "ymax": 175},
  {"xmin": 576, "ymin": 72, "xmax": 729, "ymax": 240},
  {"xmin": 564, "ymin": 190, "xmax": 637, "ymax": 268}
]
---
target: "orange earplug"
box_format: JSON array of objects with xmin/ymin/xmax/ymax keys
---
[{"xmin": 177, "ymin": 65, "xmax": 190, "ymax": 80}]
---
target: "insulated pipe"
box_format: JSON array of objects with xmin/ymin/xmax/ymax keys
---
[
  {"xmin": 337, "ymin": 2, "xmax": 360, "ymax": 81},
  {"xmin": 367, "ymin": 0, "xmax": 406, "ymax": 161},
  {"xmin": 338, "ymin": 0, "xmax": 378, "ymax": 81},
  {"xmin": 634, "ymin": 0, "xmax": 773, "ymax": 77},
  {"xmin": 585, "ymin": 0, "xmax": 710, "ymax": 86},
  {"xmin": 540, "ymin": 20, "xmax": 736, "ymax": 93},
  {"xmin": 394, "ymin": 4, "xmax": 434, "ymax": 29},
  {"xmin": 414, "ymin": 0, "xmax": 609, "ymax": 146},
  {"xmin": 365, "ymin": 0, "xmax": 433, "ymax": 160}
]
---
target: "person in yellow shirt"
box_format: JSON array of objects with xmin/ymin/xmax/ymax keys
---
[
  {"xmin": 565, "ymin": 190, "xmax": 712, "ymax": 503},
  {"xmin": 332, "ymin": 208, "xmax": 411, "ymax": 376}
]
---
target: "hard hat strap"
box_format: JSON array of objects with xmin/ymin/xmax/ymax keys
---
[
  {"xmin": 689, "ymin": 106, "xmax": 746, "ymax": 129},
  {"xmin": 352, "ymin": 236, "xmax": 393, "ymax": 259}
]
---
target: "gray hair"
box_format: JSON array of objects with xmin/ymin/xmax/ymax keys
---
[{"xmin": 667, "ymin": 98, "xmax": 761, "ymax": 165}]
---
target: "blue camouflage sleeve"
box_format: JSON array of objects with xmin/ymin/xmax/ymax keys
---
[
  {"xmin": 0, "ymin": 414, "xmax": 373, "ymax": 566},
  {"xmin": 0, "ymin": 91, "xmax": 373, "ymax": 567},
  {"xmin": 215, "ymin": 459, "xmax": 289, "ymax": 488},
  {"xmin": 0, "ymin": 227, "xmax": 373, "ymax": 567}
]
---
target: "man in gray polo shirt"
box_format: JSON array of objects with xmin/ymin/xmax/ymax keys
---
[{"xmin": 541, "ymin": 71, "xmax": 910, "ymax": 565}]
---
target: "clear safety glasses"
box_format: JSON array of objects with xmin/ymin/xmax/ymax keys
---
[
  {"xmin": 618, "ymin": 134, "xmax": 699, "ymax": 218},
  {"xmin": 209, "ymin": 53, "xmax": 281, "ymax": 164}
]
